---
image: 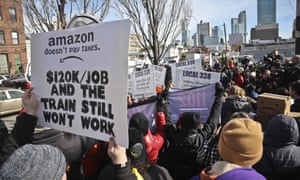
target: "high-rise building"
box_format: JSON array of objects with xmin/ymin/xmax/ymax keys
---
[
  {"xmin": 181, "ymin": 18, "xmax": 191, "ymax": 46},
  {"xmin": 257, "ymin": 0, "xmax": 276, "ymax": 25},
  {"xmin": 197, "ymin": 21, "xmax": 211, "ymax": 46},
  {"xmin": 229, "ymin": 11, "xmax": 247, "ymax": 45},
  {"xmin": 0, "ymin": 0, "xmax": 27, "ymax": 75},
  {"xmin": 251, "ymin": 0, "xmax": 278, "ymax": 40}
]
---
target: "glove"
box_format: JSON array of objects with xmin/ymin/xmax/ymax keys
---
[
  {"xmin": 157, "ymin": 97, "xmax": 165, "ymax": 112},
  {"xmin": 215, "ymin": 82, "xmax": 224, "ymax": 97}
]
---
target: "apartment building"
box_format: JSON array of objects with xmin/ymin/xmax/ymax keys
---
[{"xmin": 0, "ymin": 0, "xmax": 27, "ymax": 75}]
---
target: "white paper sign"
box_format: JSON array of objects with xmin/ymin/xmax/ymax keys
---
[
  {"xmin": 145, "ymin": 64, "xmax": 166, "ymax": 87},
  {"xmin": 127, "ymin": 73, "xmax": 133, "ymax": 96},
  {"xmin": 170, "ymin": 59, "xmax": 202, "ymax": 82},
  {"xmin": 132, "ymin": 68, "xmax": 156, "ymax": 99},
  {"xmin": 31, "ymin": 20, "xmax": 131, "ymax": 147},
  {"xmin": 173, "ymin": 69, "xmax": 220, "ymax": 89}
]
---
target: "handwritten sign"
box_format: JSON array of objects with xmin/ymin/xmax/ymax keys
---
[{"xmin": 31, "ymin": 20, "xmax": 131, "ymax": 147}]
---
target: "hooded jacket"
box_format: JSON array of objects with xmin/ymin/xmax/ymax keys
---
[
  {"xmin": 253, "ymin": 114, "xmax": 300, "ymax": 179},
  {"xmin": 163, "ymin": 89, "xmax": 223, "ymax": 180},
  {"xmin": 221, "ymin": 96, "xmax": 253, "ymax": 125}
]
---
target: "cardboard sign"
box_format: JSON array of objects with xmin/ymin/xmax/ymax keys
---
[
  {"xmin": 31, "ymin": 20, "xmax": 131, "ymax": 147},
  {"xmin": 173, "ymin": 69, "xmax": 220, "ymax": 89}
]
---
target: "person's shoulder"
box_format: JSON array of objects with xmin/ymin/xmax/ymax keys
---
[{"xmin": 146, "ymin": 164, "xmax": 173, "ymax": 179}]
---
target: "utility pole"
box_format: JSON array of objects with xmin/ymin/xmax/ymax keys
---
[
  {"xmin": 223, "ymin": 22, "xmax": 227, "ymax": 52},
  {"xmin": 296, "ymin": 0, "xmax": 300, "ymax": 54}
]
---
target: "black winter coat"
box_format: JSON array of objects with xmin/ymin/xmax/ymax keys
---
[{"xmin": 253, "ymin": 114, "xmax": 300, "ymax": 180}]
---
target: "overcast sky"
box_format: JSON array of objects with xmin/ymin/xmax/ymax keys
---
[{"xmin": 190, "ymin": 0, "xmax": 296, "ymax": 40}]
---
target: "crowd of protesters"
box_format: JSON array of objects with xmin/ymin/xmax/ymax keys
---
[{"xmin": 0, "ymin": 49, "xmax": 300, "ymax": 180}]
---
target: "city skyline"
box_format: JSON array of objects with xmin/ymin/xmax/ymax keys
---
[{"xmin": 190, "ymin": 0, "xmax": 295, "ymax": 40}]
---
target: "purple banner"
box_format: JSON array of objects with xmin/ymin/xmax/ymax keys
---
[
  {"xmin": 168, "ymin": 84, "xmax": 215, "ymax": 123},
  {"xmin": 127, "ymin": 84, "xmax": 216, "ymax": 129}
]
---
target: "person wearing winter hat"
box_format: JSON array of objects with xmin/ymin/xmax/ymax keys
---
[
  {"xmin": 129, "ymin": 110, "xmax": 166, "ymax": 164},
  {"xmin": 201, "ymin": 118, "xmax": 266, "ymax": 180},
  {"xmin": 161, "ymin": 82, "xmax": 224, "ymax": 180},
  {"xmin": 0, "ymin": 144, "xmax": 67, "ymax": 180},
  {"xmin": 98, "ymin": 128, "xmax": 172, "ymax": 180}
]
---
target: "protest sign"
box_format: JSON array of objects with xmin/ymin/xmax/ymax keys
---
[
  {"xmin": 169, "ymin": 58, "xmax": 202, "ymax": 82},
  {"xmin": 31, "ymin": 20, "xmax": 131, "ymax": 147},
  {"xmin": 127, "ymin": 73, "xmax": 133, "ymax": 95},
  {"xmin": 127, "ymin": 85, "xmax": 216, "ymax": 127},
  {"xmin": 144, "ymin": 64, "xmax": 166, "ymax": 88},
  {"xmin": 168, "ymin": 84, "xmax": 215, "ymax": 123},
  {"xmin": 132, "ymin": 68, "xmax": 156, "ymax": 99},
  {"xmin": 173, "ymin": 69, "xmax": 220, "ymax": 89}
]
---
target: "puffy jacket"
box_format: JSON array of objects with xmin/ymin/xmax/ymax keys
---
[
  {"xmin": 253, "ymin": 114, "xmax": 300, "ymax": 179},
  {"xmin": 144, "ymin": 112, "xmax": 166, "ymax": 163}
]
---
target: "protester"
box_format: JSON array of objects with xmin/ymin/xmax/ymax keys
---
[
  {"xmin": 289, "ymin": 80, "xmax": 300, "ymax": 112},
  {"xmin": 129, "ymin": 110, "xmax": 166, "ymax": 164},
  {"xmin": 232, "ymin": 67, "xmax": 245, "ymax": 88},
  {"xmin": 196, "ymin": 112, "xmax": 251, "ymax": 171},
  {"xmin": 160, "ymin": 82, "xmax": 224, "ymax": 180},
  {"xmin": 253, "ymin": 114, "xmax": 300, "ymax": 179},
  {"xmin": 98, "ymin": 128, "xmax": 173, "ymax": 180},
  {"xmin": 201, "ymin": 118, "xmax": 265, "ymax": 180},
  {"xmin": 0, "ymin": 87, "xmax": 39, "ymax": 164},
  {"xmin": 221, "ymin": 85, "xmax": 253, "ymax": 125},
  {"xmin": 0, "ymin": 144, "xmax": 67, "ymax": 180},
  {"xmin": 0, "ymin": 88, "xmax": 67, "ymax": 180}
]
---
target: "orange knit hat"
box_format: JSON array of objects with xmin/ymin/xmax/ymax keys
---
[{"xmin": 218, "ymin": 118, "xmax": 263, "ymax": 167}]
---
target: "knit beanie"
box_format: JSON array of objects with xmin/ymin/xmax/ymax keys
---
[
  {"xmin": 178, "ymin": 112, "xmax": 201, "ymax": 129},
  {"xmin": 129, "ymin": 113, "xmax": 149, "ymax": 135},
  {"xmin": 218, "ymin": 118, "xmax": 263, "ymax": 167},
  {"xmin": 127, "ymin": 128, "xmax": 147, "ymax": 168},
  {"xmin": 0, "ymin": 144, "xmax": 66, "ymax": 180}
]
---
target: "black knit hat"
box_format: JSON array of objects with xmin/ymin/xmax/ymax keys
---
[
  {"xmin": 129, "ymin": 113, "xmax": 149, "ymax": 135},
  {"xmin": 127, "ymin": 128, "xmax": 147, "ymax": 168},
  {"xmin": 178, "ymin": 112, "xmax": 201, "ymax": 129}
]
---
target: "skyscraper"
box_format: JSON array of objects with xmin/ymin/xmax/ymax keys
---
[
  {"xmin": 181, "ymin": 18, "xmax": 190, "ymax": 46},
  {"xmin": 251, "ymin": 0, "xmax": 278, "ymax": 40},
  {"xmin": 229, "ymin": 11, "xmax": 247, "ymax": 45},
  {"xmin": 257, "ymin": 0, "xmax": 276, "ymax": 25},
  {"xmin": 197, "ymin": 21, "xmax": 211, "ymax": 46}
]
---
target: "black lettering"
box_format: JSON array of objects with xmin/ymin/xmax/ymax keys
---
[
  {"xmin": 80, "ymin": 116, "xmax": 115, "ymax": 136},
  {"xmin": 40, "ymin": 98, "xmax": 76, "ymax": 112},
  {"xmin": 50, "ymin": 84, "xmax": 75, "ymax": 96},
  {"xmin": 42, "ymin": 111, "xmax": 73, "ymax": 127},
  {"xmin": 80, "ymin": 100, "xmax": 114, "ymax": 119},
  {"xmin": 48, "ymin": 32, "xmax": 94, "ymax": 46},
  {"xmin": 80, "ymin": 85, "xmax": 105, "ymax": 99}
]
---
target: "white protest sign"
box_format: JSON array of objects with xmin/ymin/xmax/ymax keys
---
[
  {"xmin": 173, "ymin": 69, "xmax": 220, "ymax": 89},
  {"xmin": 145, "ymin": 64, "xmax": 166, "ymax": 87},
  {"xmin": 31, "ymin": 20, "xmax": 131, "ymax": 147},
  {"xmin": 132, "ymin": 68, "xmax": 156, "ymax": 99},
  {"xmin": 127, "ymin": 73, "xmax": 133, "ymax": 96},
  {"xmin": 170, "ymin": 58, "xmax": 202, "ymax": 83}
]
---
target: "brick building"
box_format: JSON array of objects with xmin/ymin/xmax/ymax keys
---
[{"xmin": 0, "ymin": 0, "xmax": 27, "ymax": 76}]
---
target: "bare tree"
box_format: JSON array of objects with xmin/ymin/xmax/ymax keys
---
[
  {"xmin": 115, "ymin": 0, "xmax": 192, "ymax": 65},
  {"xmin": 23, "ymin": 0, "xmax": 111, "ymax": 33}
]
